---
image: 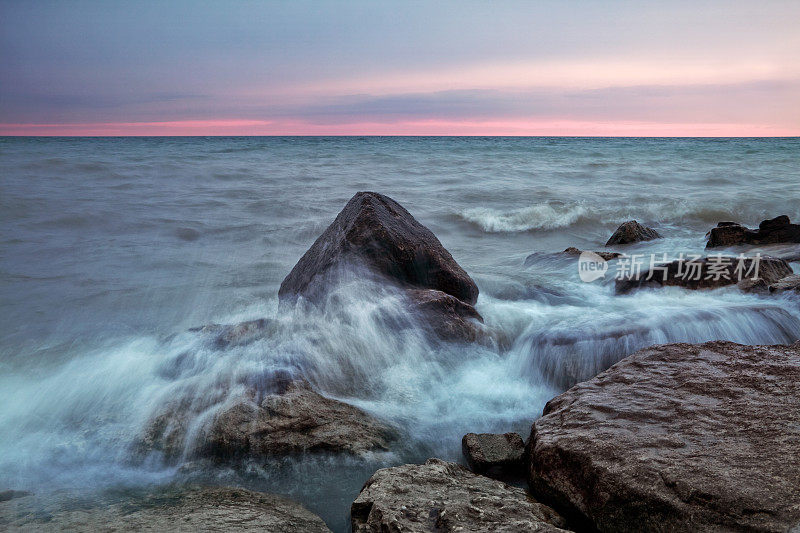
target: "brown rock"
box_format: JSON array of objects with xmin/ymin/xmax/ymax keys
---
[
  {"xmin": 706, "ymin": 215, "xmax": 800, "ymax": 248},
  {"xmin": 462, "ymin": 432, "xmax": 525, "ymax": 477},
  {"xmin": 407, "ymin": 289, "xmax": 485, "ymax": 343},
  {"xmin": 0, "ymin": 486, "xmax": 331, "ymax": 532},
  {"xmin": 616, "ymin": 255, "xmax": 792, "ymax": 294},
  {"xmin": 527, "ymin": 340, "xmax": 800, "ymax": 532},
  {"xmin": 561, "ymin": 247, "xmax": 622, "ymax": 260},
  {"xmin": 351, "ymin": 458, "xmax": 569, "ymax": 533},
  {"xmin": 605, "ymin": 220, "xmax": 661, "ymax": 246},
  {"xmin": 279, "ymin": 192, "xmax": 478, "ymax": 305}
]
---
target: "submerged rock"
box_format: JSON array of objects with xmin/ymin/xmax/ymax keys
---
[
  {"xmin": 0, "ymin": 490, "xmax": 31, "ymax": 502},
  {"xmin": 279, "ymin": 192, "xmax": 483, "ymax": 343},
  {"xmin": 188, "ymin": 318, "xmax": 272, "ymax": 348},
  {"xmin": 706, "ymin": 215, "xmax": 800, "ymax": 248},
  {"xmin": 527, "ymin": 340, "xmax": 800, "ymax": 532},
  {"xmin": 605, "ymin": 220, "xmax": 661, "ymax": 246},
  {"xmin": 279, "ymin": 191, "xmax": 478, "ymax": 305},
  {"xmin": 770, "ymin": 273, "xmax": 800, "ymax": 293},
  {"xmin": 0, "ymin": 486, "xmax": 331, "ymax": 532},
  {"xmin": 140, "ymin": 377, "xmax": 395, "ymax": 462},
  {"xmin": 615, "ymin": 255, "xmax": 792, "ymax": 294},
  {"xmin": 351, "ymin": 458, "xmax": 568, "ymax": 532},
  {"xmin": 561, "ymin": 247, "xmax": 622, "ymax": 260},
  {"xmin": 462, "ymin": 432, "xmax": 525, "ymax": 478}
]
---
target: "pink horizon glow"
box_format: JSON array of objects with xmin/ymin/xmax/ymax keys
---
[{"xmin": 2, "ymin": 119, "xmax": 799, "ymax": 137}]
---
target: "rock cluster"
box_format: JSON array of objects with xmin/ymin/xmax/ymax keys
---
[
  {"xmin": 605, "ymin": 220, "xmax": 661, "ymax": 246},
  {"xmin": 527, "ymin": 341, "xmax": 800, "ymax": 532},
  {"xmin": 351, "ymin": 458, "xmax": 568, "ymax": 532},
  {"xmin": 706, "ymin": 215, "xmax": 800, "ymax": 248}
]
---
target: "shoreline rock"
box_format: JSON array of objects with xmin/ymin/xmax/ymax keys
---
[
  {"xmin": 462, "ymin": 432, "xmax": 525, "ymax": 478},
  {"xmin": 605, "ymin": 220, "xmax": 661, "ymax": 246},
  {"xmin": 561, "ymin": 247, "xmax": 622, "ymax": 261},
  {"xmin": 706, "ymin": 215, "xmax": 800, "ymax": 248},
  {"xmin": 352, "ymin": 458, "xmax": 569, "ymax": 532},
  {"xmin": 527, "ymin": 340, "xmax": 800, "ymax": 532}
]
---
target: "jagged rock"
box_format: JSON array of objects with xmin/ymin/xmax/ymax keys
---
[
  {"xmin": 706, "ymin": 215, "xmax": 800, "ymax": 248},
  {"xmin": 0, "ymin": 486, "xmax": 331, "ymax": 532},
  {"xmin": 351, "ymin": 458, "xmax": 569, "ymax": 532},
  {"xmin": 279, "ymin": 191, "xmax": 478, "ymax": 305},
  {"xmin": 605, "ymin": 220, "xmax": 661, "ymax": 246},
  {"xmin": 770, "ymin": 274, "xmax": 800, "ymax": 293},
  {"xmin": 140, "ymin": 377, "xmax": 396, "ymax": 462},
  {"xmin": 278, "ymin": 192, "xmax": 483, "ymax": 343},
  {"xmin": 462, "ymin": 432, "xmax": 525, "ymax": 478},
  {"xmin": 561, "ymin": 247, "xmax": 622, "ymax": 260},
  {"xmin": 527, "ymin": 341, "xmax": 800, "ymax": 532},
  {"xmin": 616, "ymin": 255, "xmax": 792, "ymax": 294}
]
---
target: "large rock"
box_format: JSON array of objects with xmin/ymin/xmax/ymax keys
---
[
  {"xmin": 616, "ymin": 255, "xmax": 792, "ymax": 294},
  {"xmin": 527, "ymin": 341, "xmax": 800, "ymax": 532},
  {"xmin": 140, "ymin": 377, "xmax": 395, "ymax": 462},
  {"xmin": 605, "ymin": 220, "xmax": 661, "ymax": 246},
  {"xmin": 351, "ymin": 458, "xmax": 569, "ymax": 532},
  {"xmin": 279, "ymin": 192, "xmax": 478, "ymax": 305},
  {"xmin": 707, "ymin": 215, "xmax": 800, "ymax": 248},
  {"xmin": 0, "ymin": 486, "xmax": 331, "ymax": 532},
  {"xmin": 462, "ymin": 432, "xmax": 525, "ymax": 478}
]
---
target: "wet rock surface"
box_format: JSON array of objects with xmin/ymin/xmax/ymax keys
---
[
  {"xmin": 527, "ymin": 340, "xmax": 800, "ymax": 532},
  {"xmin": 605, "ymin": 220, "xmax": 661, "ymax": 246},
  {"xmin": 461, "ymin": 432, "xmax": 525, "ymax": 478},
  {"xmin": 279, "ymin": 191, "xmax": 478, "ymax": 305},
  {"xmin": 706, "ymin": 215, "xmax": 800, "ymax": 248},
  {"xmin": 561, "ymin": 247, "xmax": 622, "ymax": 260},
  {"xmin": 140, "ymin": 377, "xmax": 396, "ymax": 462},
  {"xmin": 0, "ymin": 486, "xmax": 331, "ymax": 532},
  {"xmin": 188, "ymin": 318, "xmax": 273, "ymax": 348},
  {"xmin": 406, "ymin": 289, "xmax": 486, "ymax": 343},
  {"xmin": 769, "ymin": 273, "xmax": 800, "ymax": 293},
  {"xmin": 351, "ymin": 458, "xmax": 569, "ymax": 532},
  {"xmin": 616, "ymin": 255, "xmax": 792, "ymax": 293}
]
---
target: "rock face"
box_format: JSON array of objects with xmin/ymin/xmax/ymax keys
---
[
  {"xmin": 616, "ymin": 255, "xmax": 792, "ymax": 294},
  {"xmin": 0, "ymin": 486, "xmax": 331, "ymax": 532},
  {"xmin": 605, "ymin": 220, "xmax": 661, "ymax": 246},
  {"xmin": 140, "ymin": 377, "xmax": 395, "ymax": 462},
  {"xmin": 351, "ymin": 458, "xmax": 568, "ymax": 532},
  {"xmin": 706, "ymin": 215, "xmax": 800, "ymax": 248},
  {"xmin": 527, "ymin": 341, "xmax": 800, "ymax": 532},
  {"xmin": 278, "ymin": 192, "xmax": 483, "ymax": 343},
  {"xmin": 561, "ymin": 247, "xmax": 622, "ymax": 261},
  {"xmin": 770, "ymin": 273, "xmax": 800, "ymax": 293},
  {"xmin": 279, "ymin": 192, "xmax": 478, "ymax": 305},
  {"xmin": 462, "ymin": 432, "xmax": 525, "ymax": 478}
]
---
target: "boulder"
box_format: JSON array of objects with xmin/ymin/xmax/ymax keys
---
[
  {"xmin": 0, "ymin": 486, "xmax": 331, "ymax": 532},
  {"xmin": 561, "ymin": 247, "xmax": 622, "ymax": 261},
  {"xmin": 605, "ymin": 221, "xmax": 661, "ymax": 246},
  {"xmin": 140, "ymin": 377, "xmax": 396, "ymax": 462},
  {"xmin": 407, "ymin": 289, "xmax": 486, "ymax": 343},
  {"xmin": 770, "ymin": 273, "xmax": 800, "ymax": 293},
  {"xmin": 527, "ymin": 341, "xmax": 800, "ymax": 532},
  {"xmin": 279, "ymin": 192, "xmax": 478, "ymax": 305},
  {"xmin": 462, "ymin": 432, "xmax": 525, "ymax": 478},
  {"xmin": 706, "ymin": 215, "xmax": 800, "ymax": 248},
  {"xmin": 616, "ymin": 255, "xmax": 792, "ymax": 294},
  {"xmin": 351, "ymin": 458, "xmax": 569, "ymax": 532}
]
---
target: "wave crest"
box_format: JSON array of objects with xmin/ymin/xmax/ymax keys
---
[{"xmin": 460, "ymin": 204, "xmax": 588, "ymax": 232}]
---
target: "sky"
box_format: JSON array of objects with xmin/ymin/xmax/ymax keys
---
[{"xmin": 1, "ymin": 0, "xmax": 799, "ymax": 136}]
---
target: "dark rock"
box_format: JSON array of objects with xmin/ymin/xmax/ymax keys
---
[
  {"xmin": 737, "ymin": 277, "xmax": 770, "ymax": 294},
  {"xmin": 605, "ymin": 220, "xmax": 661, "ymax": 246},
  {"xmin": 140, "ymin": 378, "xmax": 395, "ymax": 462},
  {"xmin": 561, "ymin": 247, "xmax": 622, "ymax": 261},
  {"xmin": 407, "ymin": 289, "xmax": 485, "ymax": 343},
  {"xmin": 206, "ymin": 379, "xmax": 395, "ymax": 459},
  {"xmin": 616, "ymin": 255, "xmax": 792, "ymax": 294},
  {"xmin": 189, "ymin": 318, "xmax": 272, "ymax": 348},
  {"xmin": 0, "ymin": 486, "xmax": 330, "ymax": 532},
  {"xmin": 351, "ymin": 458, "xmax": 569, "ymax": 533},
  {"xmin": 279, "ymin": 192, "xmax": 478, "ymax": 305},
  {"xmin": 707, "ymin": 215, "xmax": 800, "ymax": 248},
  {"xmin": 770, "ymin": 274, "xmax": 800, "ymax": 293},
  {"xmin": 527, "ymin": 340, "xmax": 800, "ymax": 532},
  {"xmin": 462, "ymin": 432, "xmax": 525, "ymax": 478},
  {"xmin": 0, "ymin": 490, "xmax": 31, "ymax": 502}
]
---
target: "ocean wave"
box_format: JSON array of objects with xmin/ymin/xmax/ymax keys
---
[{"xmin": 460, "ymin": 204, "xmax": 589, "ymax": 232}]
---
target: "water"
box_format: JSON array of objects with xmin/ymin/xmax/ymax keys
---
[{"xmin": 1, "ymin": 136, "xmax": 799, "ymax": 531}]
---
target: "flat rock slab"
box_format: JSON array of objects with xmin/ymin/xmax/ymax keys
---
[
  {"xmin": 528, "ymin": 341, "xmax": 800, "ymax": 532},
  {"xmin": 351, "ymin": 458, "xmax": 569, "ymax": 532},
  {"xmin": 0, "ymin": 486, "xmax": 331, "ymax": 532},
  {"xmin": 462, "ymin": 432, "xmax": 525, "ymax": 477}
]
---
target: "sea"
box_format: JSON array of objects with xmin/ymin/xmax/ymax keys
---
[{"xmin": 1, "ymin": 136, "xmax": 799, "ymax": 531}]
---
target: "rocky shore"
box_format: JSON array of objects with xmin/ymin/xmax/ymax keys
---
[{"xmin": 61, "ymin": 194, "xmax": 800, "ymax": 531}]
